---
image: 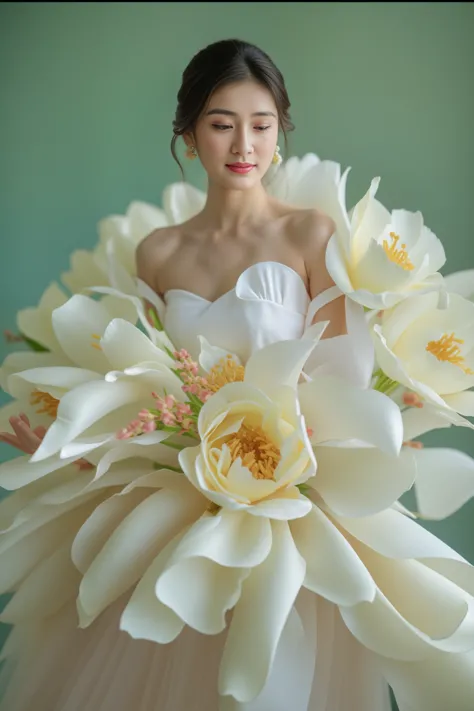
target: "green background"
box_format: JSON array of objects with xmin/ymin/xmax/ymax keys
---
[{"xmin": 1, "ymin": 3, "xmax": 473, "ymax": 707}]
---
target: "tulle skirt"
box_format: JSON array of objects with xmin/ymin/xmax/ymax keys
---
[{"xmin": 0, "ymin": 592, "xmax": 392, "ymax": 711}]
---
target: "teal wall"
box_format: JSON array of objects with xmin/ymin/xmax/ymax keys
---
[{"xmin": 0, "ymin": 3, "xmax": 473, "ymax": 704}]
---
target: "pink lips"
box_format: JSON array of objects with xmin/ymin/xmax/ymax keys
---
[{"xmin": 226, "ymin": 163, "xmax": 255, "ymax": 174}]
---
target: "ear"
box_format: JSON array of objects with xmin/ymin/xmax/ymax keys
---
[{"xmin": 183, "ymin": 132, "xmax": 195, "ymax": 148}]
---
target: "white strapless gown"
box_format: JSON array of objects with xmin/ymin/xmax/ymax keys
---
[{"xmin": 0, "ymin": 262, "xmax": 393, "ymax": 711}]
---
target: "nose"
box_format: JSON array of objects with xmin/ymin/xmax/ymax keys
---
[{"xmin": 231, "ymin": 127, "xmax": 254, "ymax": 157}]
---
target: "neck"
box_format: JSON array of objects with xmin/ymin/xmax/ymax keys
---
[{"xmin": 200, "ymin": 179, "xmax": 272, "ymax": 232}]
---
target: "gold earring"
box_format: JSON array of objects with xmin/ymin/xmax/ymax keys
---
[
  {"xmin": 186, "ymin": 145, "xmax": 198, "ymax": 160},
  {"xmin": 272, "ymin": 145, "xmax": 282, "ymax": 165}
]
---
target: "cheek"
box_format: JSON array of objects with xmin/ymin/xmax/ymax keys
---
[{"xmin": 199, "ymin": 131, "xmax": 228, "ymax": 157}]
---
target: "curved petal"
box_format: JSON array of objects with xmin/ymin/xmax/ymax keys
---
[
  {"xmin": 162, "ymin": 182, "xmax": 206, "ymax": 224},
  {"xmin": 337, "ymin": 508, "xmax": 467, "ymax": 562},
  {"xmin": 119, "ymin": 534, "xmax": 185, "ymax": 644},
  {"xmin": 291, "ymin": 506, "xmax": 375, "ymax": 605},
  {"xmin": 444, "ymin": 269, "xmax": 474, "ymax": 300},
  {"xmin": 299, "ymin": 374, "xmax": 403, "ymax": 456},
  {"xmin": 51, "ymin": 295, "xmax": 116, "ymax": 372},
  {"xmin": 0, "ymin": 539, "xmax": 80, "ymax": 623},
  {"xmin": 161, "ymin": 510, "xmax": 271, "ymax": 570},
  {"xmin": 17, "ymin": 283, "xmax": 68, "ymax": 351},
  {"xmin": 101, "ymin": 318, "xmax": 174, "ymax": 371},
  {"xmin": 245, "ymin": 339, "xmax": 317, "ymax": 397},
  {"xmin": 413, "ymin": 447, "xmax": 474, "ymax": 519},
  {"xmin": 251, "ymin": 493, "xmax": 312, "ymax": 520},
  {"xmin": 381, "ymin": 648, "xmax": 474, "ymax": 711},
  {"xmin": 156, "ymin": 556, "xmax": 250, "ymax": 635},
  {"xmin": 31, "ymin": 377, "xmax": 169, "ymax": 461},
  {"xmin": 340, "ymin": 586, "xmax": 474, "ymax": 661},
  {"xmin": 78, "ymin": 486, "xmax": 205, "ymax": 625},
  {"xmin": 444, "ymin": 390, "xmax": 474, "ymax": 416},
  {"xmin": 198, "ymin": 335, "xmax": 242, "ymax": 372},
  {"xmin": 312, "ymin": 446, "xmax": 416, "ymax": 516},
  {"xmin": 218, "ymin": 520, "xmax": 306, "ymax": 703}
]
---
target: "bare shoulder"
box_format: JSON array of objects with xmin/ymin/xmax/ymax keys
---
[
  {"xmin": 135, "ymin": 225, "xmax": 181, "ymax": 291},
  {"xmin": 286, "ymin": 207, "xmax": 336, "ymax": 253}
]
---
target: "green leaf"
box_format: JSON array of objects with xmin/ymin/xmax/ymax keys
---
[{"xmin": 22, "ymin": 335, "xmax": 50, "ymax": 352}]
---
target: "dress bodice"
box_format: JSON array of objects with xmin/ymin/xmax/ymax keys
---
[{"xmin": 162, "ymin": 261, "xmax": 317, "ymax": 363}]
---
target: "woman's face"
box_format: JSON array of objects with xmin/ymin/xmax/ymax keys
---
[{"xmin": 189, "ymin": 79, "xmax": 279, "ymax": 189}]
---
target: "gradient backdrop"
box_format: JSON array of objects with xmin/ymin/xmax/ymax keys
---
[{"xmin": 1, "ymin": 3, "xmax": 473, "ymax": 708}]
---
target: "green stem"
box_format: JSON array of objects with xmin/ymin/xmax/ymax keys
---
[
  {"xmin": 147, "ymin": 306, "xmax": 163, "ymax": 332},
  {"xmin": 152, "ymin": 462, "xmax": 183, "ymax": 473}
]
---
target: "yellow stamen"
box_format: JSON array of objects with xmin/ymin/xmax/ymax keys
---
[
  {"xmin": 225, "ymin": 423, "xmax": 280, "ymax": 480},
  {"xmin": 91, "ymin": 333, "xmax": 102, "ymax": 351},
  {"xmin": 426, "ymin": 332, "xmax": 474, "ymax": 375},
  {"xmin": 30, "ymin": 389, "xmax": 59, "ymax": 418},
  {"xmin": 206, "ymin": 354, "xmax": 245, "ymax": 392},
  {"xmin": 382, "ymin": 231, "xmax": 415, "ymax": 271}
]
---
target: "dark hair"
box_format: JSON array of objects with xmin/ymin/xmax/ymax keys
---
[{"xmin": 171, "ymin": 39, "xmax": 294, "ymax": 175}]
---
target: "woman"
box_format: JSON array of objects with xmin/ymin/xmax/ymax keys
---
[
  {"xmin": 1, "ymin": 39, "xmax": 473, "ymax": 711},
  {"xmin": 136, "ymin": 39, "xmax": 346, "ymax": 345}
]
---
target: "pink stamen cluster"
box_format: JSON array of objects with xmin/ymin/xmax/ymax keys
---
[
  {"xmin": 116, "ymin": 349, "xmax": 214, "ymax": 441},
  {"xmin": 174, "ymin": 348, "xmax": 213, "ymax": 402},
  {"xmin": 402, "ymin": 391, "xmax": 424, "ymax": 408},
  {"xmin": 0, "ymin": 412, "xmax": 94, "ymax": 470}
]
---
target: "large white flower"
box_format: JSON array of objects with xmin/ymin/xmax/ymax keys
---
[
  {"xmin": 61, "ymin": 184, "xmax": 206, "ymax": 295},
  {"xmin": 372, "ymin": 291, "xmax": 474, "ymax": 420},
  {"xmin": 326, "ymin": 177, "xmax": 446, "ymax": 310}
]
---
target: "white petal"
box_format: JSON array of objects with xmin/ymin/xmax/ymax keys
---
[
  {"xmin": 340, "ymin": 586, "xmax": 474, "ymax": 661},
  {"xmin": 444, "ymin": 269, "xmax": 474, "ymax": 300},
  {"xmin": 337, "ymin": 508, "xmax": 466, "ymax": 562},
  {"xmin": 381, "ymin": 648, "xmax": 474, "ymax": 711},
  {"xmin": 166, "ymin": 510, "xmax": 272, "ymax": 568},
  {"xmin": 401, "ymin": 406, "xmax": 452, "ymax": 440},
  {"xmin": 71, "ymin": 488, "xmax": 151, "ymax": 574},
  {"xmin": 312, "ymin": 446, "xmax": 416, "ymax": 516},
  {"xmin": 299, "ymin": 374, "xmax": 403, "ymax": 456},
  {"xmin": 414, "ymin": 447, "xmax": 474, "ymax": 519},
  {"xmin": 218, "ymin": 520, "xmax": 306, "ymax": 703},
  {"xmin": 245, "ymin": 339, "xmax": 317, "ymax": 397},
  {"xmin": 444, "ymin": 390, "xmax": 474, "ymax": 416},
  {"xmin": 156, "ymin": 556, "xmax": 250, "ymax": 635},
  {"xmin": 78, "ymin": 487, "xmax": 204, "ymax": 625},
  {"xmin": 325, "ymin": 235, "xmax": 355, "ymax": 295},
  {"xmin": 251, "ymin": 492, "xmax": 312, "ymax": 520},
  {"xmin": 0, "ymin": 452, "xmax": 79, "ymax": 490},
  {"xmin": 17, "ymin": 283, "xmax": 68, "ymax": 351},
  {"xmin": 291, "ymin": 506, "xmax": 375, "ymax": 605},
  {"xmin": 51, "ymin": 295, "xmax": 116, "ymax": 372},
  {"xmin": 119, "ymin": 534, "xmax": 185, "ymax": 643},
  {"xmin": 198, "ymin": 335, "xmax": 242, "ymax": 372},
  {"xmin": 0, "ymin": 540, "xmax": 80, "ymax": 623},
  {"xmin": 31, "ymin": 378, "xmax": 159, "ymax": 461},
  {"xmin": 163, "ymin": 182, "xmax": 207, "ymax": 223},
  {"xmin": 101, "ymin": 318, "xmax": 174, "ymax": 371}
]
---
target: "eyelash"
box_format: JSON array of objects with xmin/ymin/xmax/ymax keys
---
[{"xmin": 212, "ymin": 124, "xmax": 271, "ymax": 132}]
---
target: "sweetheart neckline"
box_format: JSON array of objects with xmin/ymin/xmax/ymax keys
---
[{"xmin": 163, "ymin": 260, "xmax": 310, "ymax": 305}]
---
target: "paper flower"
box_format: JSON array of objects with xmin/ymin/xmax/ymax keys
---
[
  {"xmin": 326, "ymin": 177, "xmax": 446, "ymax": 310},
  {"xmin": 372, "ymin": 291, "xmax": 474, "ymax": 421}
]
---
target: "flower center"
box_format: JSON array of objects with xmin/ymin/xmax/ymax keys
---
[
  {"xmin": 383, "ymin": 232, "xmax": 415, "ymax": 271},
  {"xmin": 30, "ymin": 389, "xmax": 59, "ymax": 417},
  {"xmin": 426, "ymin": 332, "xmax": 474, "ymax": 374},
  {"xmin": 206, "ymin": 355, "xmax": 245, "ymax": 393},
  {"xmin": 226, "ymin": 423, "xmax": 280, "ymax": 480}
]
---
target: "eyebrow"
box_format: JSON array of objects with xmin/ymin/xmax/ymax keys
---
[{"xmin": 206, "ymin": 108, "xmax": 277, "ymax": 118}]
